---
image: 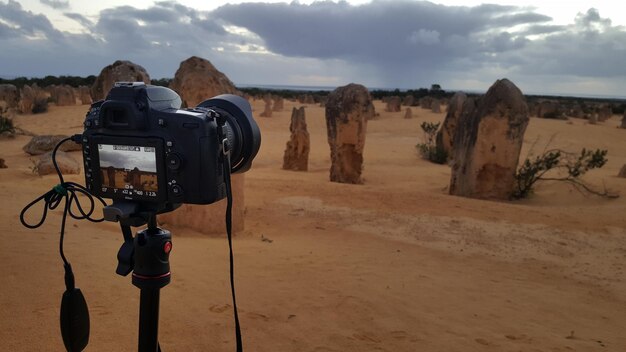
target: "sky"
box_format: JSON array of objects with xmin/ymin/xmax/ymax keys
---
[
  {"xmin": 1, "ymin": 0, "xmax": 626, "ymax": 97},
  {"xmin": 98, "ymin": 144, "xmax": 157, "ymax": 172}
]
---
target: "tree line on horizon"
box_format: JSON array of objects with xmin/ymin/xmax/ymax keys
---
[
  {"xmin": 0, "ymin": 75, "xmax": 448, "ymax": 98},
  {"xmin": 2, "ymin": 76, "xmax": 623, "ymax": 113}
]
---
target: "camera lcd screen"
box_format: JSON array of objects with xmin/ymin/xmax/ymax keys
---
[{"xmin": 98, "ymin": 144, "xmax": 158, "ymax": 198}]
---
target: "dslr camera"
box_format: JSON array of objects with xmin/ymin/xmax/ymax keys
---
[{"xmin": 81, "ymin": 82, "xmax": 260, "ymax": 210}]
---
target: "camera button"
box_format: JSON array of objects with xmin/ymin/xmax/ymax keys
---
[
  {"xmin": 170, "ymin": 184, "xmax": 183, "ymax": 197},
  {"xmin": 166, "ymin": 153, "xmax": 182, "ymax": 170},
  {"xmin": 163, "ymin": 241, "xmax": 172, "ymax": 254}
]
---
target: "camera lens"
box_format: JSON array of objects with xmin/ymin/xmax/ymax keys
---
[{"xmin": 197, "ymin": 95, "xmax": 261, "ymax": 173}]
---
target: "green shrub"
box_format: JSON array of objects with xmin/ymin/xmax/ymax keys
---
[
  {"xmin": 0, "ymin": 115, "xmax": 15, "ymax": 134},
  {"xmin": 513, "ymin": 148, "xmax": 615, "ymax": 199},
  {"xmin": 416, "ymin": 121, "xmax": 447, "ymax": 164}
]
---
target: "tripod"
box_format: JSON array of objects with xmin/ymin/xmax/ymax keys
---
[{"xmin": 105, "ymin": 201, "xmax": 176, "ymax": 352}]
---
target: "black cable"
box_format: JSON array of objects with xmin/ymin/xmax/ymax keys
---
[
  {"xmin": 20, "ymin": 136, "xmax": 107, "ymax": 279},
  {"xmin": 223, "ymin": 153, "xmax": 243, "ymax": 352}
]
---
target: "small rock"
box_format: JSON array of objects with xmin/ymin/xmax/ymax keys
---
[
  {"xmin": 260, "ymin": 100, "xmax": 272, "ymax": 117},
  {"xmin": 54, "ymin": 85, "xmax": 76, "ymax": 106},
  {"xmin": 0, "ymin": 84, "xmax": 19, "ymax": 109},
  {"xmin": 404, "ymin": 107, "xmax": 413, "ymax": 119},
  {"xmin": 431, "ymin": 99, "xmax": 441, "ymax": 113},
  {"xmin": 23, "ymin": 135, "xmax": 82, "ymax": 155},
  {"xmin": 35, "ymin": 151, "xmax": 81, "ymax": 176},
  {"xmin": 0, "ymin": 158, "xmax": 7, "ymax": 168},
  {"xmin": 273, "ymin": 96, "xmax": 284, "ymax": 111},
  {"xmin": 385, "ymin": 96, "xmax": 401, "ymax": 112},
  {"xmin": 618, "ymin": 164, "xmax": 626, "ymax": 178}
]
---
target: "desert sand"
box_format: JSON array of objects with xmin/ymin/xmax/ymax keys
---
[{"xmin": 1, "ymin": 98, "xmax": 625, "ymax": 351}]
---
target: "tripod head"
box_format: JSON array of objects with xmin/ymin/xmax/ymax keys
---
[{"xmin": 104, "ymin": 200, "xmax": 174, "ymax": 289}]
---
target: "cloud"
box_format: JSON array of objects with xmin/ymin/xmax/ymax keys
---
[
  {"xmin": 64, "ymin": 13, "xmax": 94, "ymax": 31},
  {"xmin": 40, "ymin": 0, "xmax": 70, "ymax": 10},
  {"xmin": 0, "ymin": 1, "xmax": 625, "ymax": 96},
  {"xmin": 0, "ymin": 0, "xmax": 63, "ymax": 40},
  {"xmin": 212, "ymin": 1, "xmax": 626, "ymax": 91}
]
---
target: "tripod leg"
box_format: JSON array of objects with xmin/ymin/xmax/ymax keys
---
[{"xmin": 138, "ymin": 288, "xmax": 161, "ymax": 352}]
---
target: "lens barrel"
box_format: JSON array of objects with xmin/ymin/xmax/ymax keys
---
[{"xmin": 197, "ymin": 95, "xmax": 261, "ymax": 173}]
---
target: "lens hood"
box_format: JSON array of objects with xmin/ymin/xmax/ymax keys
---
[{"xmin": 198, "ymin": 95, "xmax": 261, "ymax": 173}]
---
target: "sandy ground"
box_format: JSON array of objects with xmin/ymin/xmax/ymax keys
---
[{"xmin": 1, "ymin": 98, "xmax": 625, "ymax": 351}]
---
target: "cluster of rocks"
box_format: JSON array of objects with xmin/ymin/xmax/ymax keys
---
[
  {"xmin": 298, "ymin": 94, "xmax": 316, "ymax": 105},
  {"xmin": 18, "ymin": 84, "xmax": 49, "ymax": 113},
  {"xmin": 527, "ymin": 99, "xmax": 620, "ymax": 123},
  {"xmin": 0, "ymin": 81, "xmax": 101, "ymax": 115},
  {"xmin": 403, "ymin": 95, "xmax": 415, "ymax": 106},
  {"xmin": 416, "ymin": 96, "xmax": 444, "ymax": 113},
  {"xmin": 381, "ymin": 95, "xmax": 445, "ymax": 114},
  {"xmin": 278, "ymin": 84, "xmax": 375, "ymax": 184}
]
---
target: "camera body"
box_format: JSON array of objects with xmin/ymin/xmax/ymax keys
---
[{"xmin": 81, "ymin": 82, "xmax": 259, "ymax": 208}]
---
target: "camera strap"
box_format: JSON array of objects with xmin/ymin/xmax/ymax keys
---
[{"xmin": 223, "ymin": 152, "xmax": 243, "ymax": 352}]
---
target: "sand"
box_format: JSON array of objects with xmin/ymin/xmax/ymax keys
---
[{"xmin": 1, "ymin": 99, "xmax": 625, "ymax": 351}]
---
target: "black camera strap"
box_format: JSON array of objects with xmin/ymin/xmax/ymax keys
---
[{"xmin": 223, "ymin": 152, "xmax": 243, "ymax": 352}]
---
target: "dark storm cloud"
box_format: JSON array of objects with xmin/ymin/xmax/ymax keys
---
[
  {"xmin": 0, "ymin": 1, "xmax": 243, "ymax": 78},
  {"xmin": 40, "ymin": 0, "xmax": 70, "ymax": 10},
  {"xmin": 93, "ymin": 2, "xmax": 231, "ymax": 53},
  {"xmin": 212, "ymin": 2, "xmax": 626, "ymax": 86},
  {"xmin": 212, "ymin": 1, "xmax": 549, "ymax": 63},
  {"xmin": 0, "ymin": 0, "xmax": 63, "ymax": 40},
  {"xmin": 1, "ymin": 1, "xmax": 625, "ymax": 95}
]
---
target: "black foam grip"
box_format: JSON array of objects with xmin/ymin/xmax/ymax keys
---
[{"xmin": 60, "ymin": 288, "xmax": 90, "ymax": 352}]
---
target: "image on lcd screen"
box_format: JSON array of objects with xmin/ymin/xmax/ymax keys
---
[{"xmin": 98, "ymin": 144, "xmax": 158, "ymax": 195}]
